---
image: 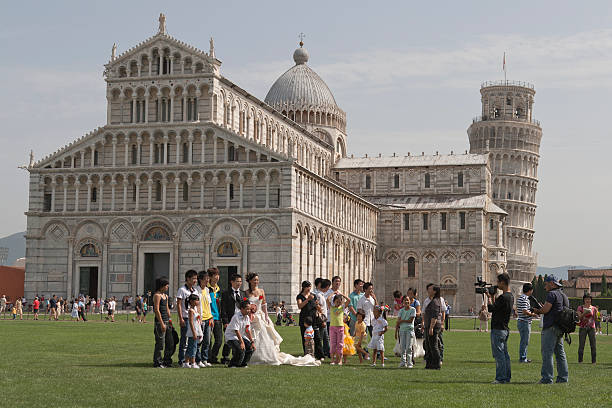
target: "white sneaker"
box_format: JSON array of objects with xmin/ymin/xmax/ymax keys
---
[
  {"xmin": 205, "ymin": 362, "xmax": 212, "ymax": 367},
  {"xmin": 371, "ymin": 363, "xmax": 376, "ymax": 367},
  {"xmin": 198, "ymin": 362, "xmax": 207, "ymax": 368},
  {"xmin": 182, "ymin": 363, "xmax": 190, "ymax": 368},
  {"xmin": 190, "ymin": 363, "xmax": 200, "ymax": 369},
  {"xmin": 407, "ymin": 363, "xmax": 414, "ymax": 368},
  {"xmin": 381, "ymin": 363, "xmax": 385, "ymax": 368}
]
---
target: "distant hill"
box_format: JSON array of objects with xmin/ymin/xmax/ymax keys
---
[
  {"xmin": 0, "ymin": 231, "xmax": 26, "ymax": 266},
  {"xmin": 536, "ymin": 265, "xmax": 611, "ymax": 280}
]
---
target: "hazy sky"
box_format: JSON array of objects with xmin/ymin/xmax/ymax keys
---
[{"xmin": 1, "ymin": 1, "xmax": 610, "ymax": 267}]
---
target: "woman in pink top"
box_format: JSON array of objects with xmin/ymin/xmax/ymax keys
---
[{"xmin": 577, "ymin": 293, "xmax": 597, "ymax": 364}]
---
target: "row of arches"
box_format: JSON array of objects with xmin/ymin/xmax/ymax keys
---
[
  {"xmin": 469, "ymin": 124, "xmax": 542, "ymax": 155},
  {"xmin": 492, "ymin": 177, "xmax": 538, "ymax": 204},
  {"xmin": 40, "ymin": 168, "xmax": 283, "ymax": 213},
  {"xmin": 111, "ymin": 46, "xmax": 210, "ymax": 79},
  {"xmin": 294, "ymin": 220, "xmax": 376, "ymax": 296},
  {"xmin": 294, "ymin": 169, "xmax": 377, "ymax": 241},
  {"xmin": 488, "ymin": 152, "xmax": 539, "ymax": 178}
]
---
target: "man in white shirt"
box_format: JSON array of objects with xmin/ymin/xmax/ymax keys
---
[
  {"xmin": 313, "ymin": 278, "xmax": 331, "ymax": 358},
  {"xmin": 176, "ymin": 270, "xmax": 198, "ymax": 366},
  {"xmin": 224, "ymin": 299, "xmax": 256, "ymax": 367},
  {"xmin": 357, "ymin": 282, "xmax": 377, "ymax": 336}
]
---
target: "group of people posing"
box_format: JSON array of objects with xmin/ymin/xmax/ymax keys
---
[{"xmin": 152, "ymin": 268, "xmax": 321, "ymax": 369}]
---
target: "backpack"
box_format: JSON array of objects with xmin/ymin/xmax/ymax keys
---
[{"xmin": 555, "ymin": 292, "xmax": 578, "ymax": 345}]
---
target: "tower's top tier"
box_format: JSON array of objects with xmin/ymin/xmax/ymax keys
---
[{"xmin": 474, "ymin": 80, "xmax": 539, "ymax": 127}]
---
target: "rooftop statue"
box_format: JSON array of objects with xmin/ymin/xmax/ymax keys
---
[{"xmin": 158, "ymin": 13, "xmax": 166, "ymax": 34}]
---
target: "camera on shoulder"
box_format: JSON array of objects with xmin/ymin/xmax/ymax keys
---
[{"xmin": 474, "ymin": 277, "xmax": 498, "ymax": 295}]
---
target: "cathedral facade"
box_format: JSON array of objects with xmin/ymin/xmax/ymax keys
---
[{"xmin": 24, "ymin": 18, "xmax": 541, "ymax": 313}]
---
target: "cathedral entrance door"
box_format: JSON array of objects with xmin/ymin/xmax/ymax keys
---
[
  {"xmin": 79, "ymin": 267, "xmax": 99, "ymax": 298},
  {"xmin": 144, "ymin": 253, "xmax": 170, "ymax": 296},
  {"xmin": 217, "ymin": 266, "xmax": 237, "ymax": 292}
]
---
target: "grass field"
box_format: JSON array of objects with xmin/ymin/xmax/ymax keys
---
[{"xmin": 0, "ymin": 314, "xmax": 610, "ymax": 408}]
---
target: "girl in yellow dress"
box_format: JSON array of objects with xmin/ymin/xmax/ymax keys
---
[
  {"xmin": 342, "ymin": 314, "xmax": 356, "ymax": 364},
  {"xmin": 353, "ymin": 311, "xmax": 370, "ymax": 363}
]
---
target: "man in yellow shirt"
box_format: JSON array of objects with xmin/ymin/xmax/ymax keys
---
[
  {"xmin": 197, "ymin": 270, "xmax": 214, "ymax": 367},
  {"xmin": 207, "ymin": 268, "xmax": 223, "ymax": 364}
]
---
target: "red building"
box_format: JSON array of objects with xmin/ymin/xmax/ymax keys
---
[
  {"xmin": 0, "ymin": 266, "xmax": 25, "ymax": 302},
  {"xmin": 565, "ymin": 268, "xmax": 612, "ymax": 297}
]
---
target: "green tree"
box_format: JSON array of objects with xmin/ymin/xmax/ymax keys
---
[
  {"xmin": 601, "ymin": 275, "xmax": 608, "ymax": 297},
  {"xmin": 535, "ymin": 274, "xmax": 546, "ymax": 304}
]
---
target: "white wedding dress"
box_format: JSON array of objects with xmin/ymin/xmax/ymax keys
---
[{"xmin": 248, "ymin": 296, "xmax": 320, "ymax": 366}]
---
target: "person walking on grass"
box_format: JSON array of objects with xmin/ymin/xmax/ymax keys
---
[
  {"xmin": 71, "ymin": 299, "xmax": 79, "ymax": 321},
  {"xmin": 196, "ymin": 270, "xmax": 213, "ymax": 368},
  {"xmin": 15, "ymin": 297, "xmax": 22, "ymax": 320},
  {"xmin": 0, "ymin": 295, "xmax": 6, "ymax": 317},
  {"xmin": 424, "ymin": 284, "xmax": 442, "ymax": 370},
  {"xmin": 107, "ymin": 297, "xmax": 116, "ymax": 322},
  {"xmin": 577, "ymin": 293, "xmax": 597, "ymax": 364},
  {"xmin": 153, "ymin": 277, "xmax": 174, "ymax": 368},
  {"xmin": 486, "ymin": 272, "xmax": 513, "ymax": 384},
  {"xmin": 478, "ymin": 304, "xmax": 490, "ymax": 332},
  {"xmin": 353, "ymin": 311, "xmax": 369, "ymax": 363},
  {"xmin": 534, "ymin": 275, "xmax": 569, "ymax": 384},
  {"xmin": 327, "ymin": 293, "xmax": 350, "ymax": 365}
]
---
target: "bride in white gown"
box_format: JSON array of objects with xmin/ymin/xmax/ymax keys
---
[{"xmin": 245, "ymin": 273, "xmax": 320, "ymax": 366}]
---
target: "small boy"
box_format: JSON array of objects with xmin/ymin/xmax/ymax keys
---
[
  {"xmin": 12, "ymin": 305, "xmax": 17, "ymax": 320},
  {"xmin": 303, "ymin": 316, "xmax": 315, "ymax": 357},
  {"xmin": 224, "ymin": 299, "xmax": 256, "ymax": 368}
]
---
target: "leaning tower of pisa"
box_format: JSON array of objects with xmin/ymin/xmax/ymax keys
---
[{"xmin": 467, "ymin": 80, "xmax": 542, "ymax": 283}]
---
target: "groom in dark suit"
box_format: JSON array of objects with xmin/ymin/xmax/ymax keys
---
[{"xmin": 220, "ymin": 274, "xmax": 246, "ymax": 364}]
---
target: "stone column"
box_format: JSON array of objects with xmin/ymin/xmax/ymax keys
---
[
  {"xmin": 149, "ymin": 138, "xmax": 154, "ymax": 165},
  {"xmin": 98, "ymin": 181, "xmax": 104, "ymax": 212},
  {"xmin": 131, "ymin": 97, "xmax": 136, "ymax": 123},
  {"xmin": 74, "ymin": 181, "xmax": 79, "ymax": 212},
  {"xmin": 265, "ymin": 174, "xmax": 270, "ymax": 208},
  {"xmin": 252, "ymin": 178, "xmax": 257, "ymax": 209},
  {"xmin": 136, "ymin": 136, "xmax": 142, "ymax": 165},
  {"xmin": 111, "ymin": 137, "xmax": 117, "ymax": 167},
  {"xmin": 124, "ymin": 141, "xmax": 129, "ymax": 167},
  {"xmin": 182, "ymin": 95, "xmax": 187, "ymax": 122},
  {"xmin": 67, "ymin": 237, "xmax": 74, "ymax": 298},
  {"xmin": 50, "ymin": 181, "xmax": 56, "ymax": 212},
  {"xmin": 200, "ymin": 180, "xmax": 205, "ymax": 209},
  {"xmin": 147, "ymin": 179, "xmax": 153, "ymax": 211},
  {"xmin": 86, "ymin": 179, "xmax": 92, "ymax": 212},
  {"xmin": 135, "ymin": 179, "xmax": 140, "ymax": 210},
  {"xmin": 212, "ymin": 176, "xmax": 218, "ymax": 209},
  {"xmin": 163, "ymin": 135, "xmax": 169, "ymax": 165},
  {"xmin": 224, "ymin": 140, "xmax": 228, "ymax": 163},
  {"xmin": 175, "ymin": 135, "xmax": 181, "ymax": 164},
  {"xmin": 174, "ymin": 179, "xmax": 180, "ymax": 210},
  {"xmin": 226, "ymin": 180, "xmax": 231, "ymax": 209},
  {"xmin": 200, "ymin": 133, "xmax": 206, "ymax": 164},
  {"xmin": 239, "ymin": 176, "xmax": 244, "ymax": 208},
  {"xmin": 106, "ymin": 94, "xmax": 112, "ymax": 124},
  {"xmin": 186, "ymin": 178, "xmax": 192, "ymax": 210},
  {"xmin": 101, "ymin": 239, "xmax": 109, "ymax": 299},
  {"xmin": 188, "ymin": 135, "xmax": 193, "ymax": 164},
  {"xmin": 80, "ymin": 151, "xmax": 84, "ymax": 168},
  {"xmin": 62, "ymin": 180, "xmax": 68, "ymax": 212},
  {"xmin": 110, "ymin": 180, "xmax": 116, "ymax": 211},
  {"xmin": 123, "ymin": 180, "xmax": 128, "ymax": 211},
  {"xmin": 213, "ymin": 137, "xmax": 217, "ymax": 164},
  {"xmin": 246, "ymin": 148, "xmax": 251, "ymax": 163},
  {"xmin": 162, "ymin": 179, "xmax": 168, "ymax": 210},
  {"xmin": 144, "ymin": 92, "xmax": 149, "ymax": 123}
]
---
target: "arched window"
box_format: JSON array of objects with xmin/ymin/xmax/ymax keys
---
[
  {"xmin": 182, "ymin": 181, "xmax": 189, "ymax": 202},
  {"xmin": 408, "ymin": 257, "xmax": 416, "ymax": 277},
  {"xmin": 182, "ymin": 143, "xmax": 189, "ymax": 163},
  {"xmin": 93, "ymin": 151, "xmax": 99, "ymax": 166},
  {"xmin": 229, "ymin": 183, "xmax": 234, "ymax": 200},
  {"xmin": 424, "ymin": 173, "xmax": 431, "ymax": 188},
  {"xmin": 394, "ymin": 174, "xmax": 400, "ymax": 189},
  {"xmin": 155, "ymin": 180, "xmax": 162, "ymax": 201}
]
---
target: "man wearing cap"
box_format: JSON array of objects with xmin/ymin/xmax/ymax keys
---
[{"xmin": 534, "ymin": 275, "xmax": 569, "ymax": 384}]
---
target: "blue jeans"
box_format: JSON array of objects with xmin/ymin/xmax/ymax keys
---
[
  {"xmin": 517, "ymin": 320, "xmax": 531, "ymax": 362},
  {"xmin": 540, "ymin": 326, "xmax": 568, "ymax": 383},
  {"xmin": 490, "ymin": 329, "xmax": 511, "ymax": 382},
  {"xmin": 178, "ymin": 324, "xmax": 188, "ymax": 364},
  {"xmin": 196, "ymin": 318, "xmax": 212, "ymax": 363},
  {"xmin": 398, "ymin": 330, "xmax": 414, "ymax": 365},
  {"xmin": 187, "ymin": 336, "xmax": 199, "ymax": 359}
]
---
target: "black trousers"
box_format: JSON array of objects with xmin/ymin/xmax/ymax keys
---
[
  {"xmin": 153, "ymin": 321, "xmax": 174, "ymax": 367},
  {"xmin": 227, "ymin": 338, "xmax": 254, "ymax": 367},
  {"xmin": 578, "ymin": 327, "xmax": 596, "ymax": 363},
  {"xmin": 300, "ymin": 324, "xmax": 323, "ymax": 359},
  {"xmin": 425, "ymin": 326, "xmax": 441, "ymax": 369},
  {"xmin": 209, "ymin": 319, "xmax": 223, "ymax": 362},
  {"xmin": 438, "ymin": 330, "xmax": 444, "ymax": 361}
]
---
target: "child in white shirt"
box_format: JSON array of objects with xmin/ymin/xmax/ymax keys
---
[
  {"xmin": 185, "ymin": 294, "xmax": 203, "ymax": 369},
  {"xmin": 224, "ymin": 299, "xmax": 256, "ymax": 367},
  {"xmin": 368, "ymin": 306, "xmax": 388, "ymax": 367}
]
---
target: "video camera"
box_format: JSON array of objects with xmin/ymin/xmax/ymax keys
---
[
  {"xmin": 528, "ymin": 295, "xmax": 542, "ymax": 312},
  {"xmin": 474, "ymin": 277, "xmax": 498, "ymax": 295}
]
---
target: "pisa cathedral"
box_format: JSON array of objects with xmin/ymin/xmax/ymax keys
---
[{"xmin": 24, "ymin": 17, "xmax": 541, "ymax": 312}]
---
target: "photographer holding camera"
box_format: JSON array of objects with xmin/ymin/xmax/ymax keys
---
[{"xmin": 485, "ymin": 272, "xmax": 513, "ymax": 384}]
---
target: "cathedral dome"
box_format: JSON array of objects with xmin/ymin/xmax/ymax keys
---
[{"xmin": 265, "ymin": 43, "xmax": 346, "ymax": 132}]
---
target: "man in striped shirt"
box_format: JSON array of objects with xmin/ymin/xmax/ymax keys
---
[{"xmin": 516, "ymin": 283, "xmax": 538, "ymax": 363}]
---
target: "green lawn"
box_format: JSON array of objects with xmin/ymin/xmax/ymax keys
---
[{"xmin": 0, "ymin": 315, "xmax": 610, "ymax": 407}]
